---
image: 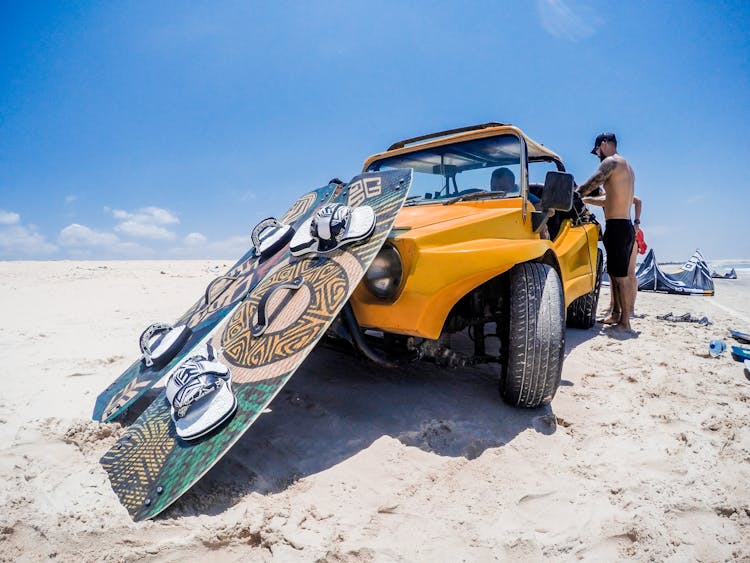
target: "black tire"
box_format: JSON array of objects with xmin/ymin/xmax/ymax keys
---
[
  {"xmin": 566, "ymin": 249, "xmax": 603, "ymax": 329},
  {"xmin": 499, "ymin": 263, "xmax": 565, "ymax": 408}
]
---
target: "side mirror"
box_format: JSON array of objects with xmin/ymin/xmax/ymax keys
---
[{"xmin": 541, "ymin": 171, "xmax": 574, "ymax": 212}]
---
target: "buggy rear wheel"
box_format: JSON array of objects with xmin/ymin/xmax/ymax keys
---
[{"xmin": 566, "ymin": 249, "xmax": 604, "ymax": 329}]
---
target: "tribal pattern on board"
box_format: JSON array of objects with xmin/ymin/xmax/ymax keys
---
[{"xmin": 223, "ymin": 258, "xmax": 349, "ymax": 368}]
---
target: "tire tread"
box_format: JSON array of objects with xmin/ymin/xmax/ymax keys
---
[{"xmin": 500, "ymin": 262, "xmax": 565, "ymax": 408}]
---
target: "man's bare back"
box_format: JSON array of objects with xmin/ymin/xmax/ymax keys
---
[{"xmin": 577, "ymin": 154, "xmax": 635, "ymax": 218}]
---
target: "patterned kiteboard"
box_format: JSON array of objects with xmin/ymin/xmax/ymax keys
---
[
  {"xmin": 92, "ymin": 184, "xmax": 336, "ymax": 423},
  {"xmin": 100, "ymin": 169, "xmax": 411, "ymax": 521}
]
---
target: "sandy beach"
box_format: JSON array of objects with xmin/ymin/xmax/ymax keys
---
[{"xmin": 1, "ymin": 260, "xmax": 749, "ymax": 562}]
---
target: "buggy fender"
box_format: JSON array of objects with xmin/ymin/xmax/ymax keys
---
[{"xmin": 351, "ymin": 238, "xmax": 554, "ymax": 339}]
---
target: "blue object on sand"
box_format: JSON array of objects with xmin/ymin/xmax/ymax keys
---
[
  {"xmin": 730, "ymin": 345, "xmax": 750, "ymax": 362},
  {"xmin": 709, "ymin": 340, "xmax": 726, "ymax": 357},
  {"xmin": 729, "ymin": 329, "xmax": 750, "ymax": 344}
]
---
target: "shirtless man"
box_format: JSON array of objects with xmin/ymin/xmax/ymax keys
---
[
  {"xmin": 575, "ymin": 132, "xmax": 636, "ymax": 332},
  {"xmin": 583, "ymin": 191, "xmax": 642, "ymax": 322}
]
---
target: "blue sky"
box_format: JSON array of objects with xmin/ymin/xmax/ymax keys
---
[{"xmin": 1, "ymin": 1, "xmax": 748, "ymax": 261}]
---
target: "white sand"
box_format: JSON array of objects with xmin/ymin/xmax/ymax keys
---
[{"xmin": 1, "ymin": 261, "xmax": 749, "ymax": 561}]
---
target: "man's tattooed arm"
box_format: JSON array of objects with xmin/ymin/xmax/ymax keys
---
[{"xmin": 576, "ymin": 158, "xmax": 617, "ymax": 196}]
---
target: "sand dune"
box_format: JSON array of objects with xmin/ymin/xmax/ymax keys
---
[{"xmin": 1, "ymin": 261, "xmax": 748, "ymax": 561}]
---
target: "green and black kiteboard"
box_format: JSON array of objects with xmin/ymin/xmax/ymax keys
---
[{"xmin": 100, "ymin": 169, "xmax": 411, "ymax": 521}]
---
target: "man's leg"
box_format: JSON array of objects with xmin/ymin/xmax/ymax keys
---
[
  {"xmin": 628, "ymin": 243, "xmax": 638, "ymax": 317},
  {"xmin": 614, "ymin": 274, "xmax": 634, "ymax": 331},
  {"xmin": 601, "ymin": 282, "xmax": 620, "ymax": 324}
]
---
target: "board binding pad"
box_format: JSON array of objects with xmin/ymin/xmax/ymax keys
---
[
  {"xmin": 92, "ymin": 182, "xmax": 336, "ymax": 423},
  {"xmin": 290, "ymin": 203, "xmax": 376, "ymax": 256},
  {"xmin": 165, "ymin": 348, "xmax": 236, "ymax": 440},
  {"xmin": 100, "ymin": 168, "xmax": 411, "ymax": 521},
  {"xmin": 252, "ymin": 218, "xmax": 295, "ymax": 259},
  {"xmin": 139, "ymin": 323, "xmax": 192, "ymax": 369}
]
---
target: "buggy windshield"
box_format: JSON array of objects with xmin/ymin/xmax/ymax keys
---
[{"xmin": 366, "ymin": 134, "xmax": 523, "ymax": 204}]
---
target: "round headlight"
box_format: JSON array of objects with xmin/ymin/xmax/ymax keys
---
[{"xmin": 364, "ymin": 243, "xmax": 403, "ymax": 300}]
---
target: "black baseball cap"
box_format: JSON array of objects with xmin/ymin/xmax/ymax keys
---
[{"xmin": 591, "ymin": 132, "xmax": 617, "ymax": 154}]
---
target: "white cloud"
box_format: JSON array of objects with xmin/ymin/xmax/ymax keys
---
[
  {"xmin": 115, "ymin": 221, "xmax": 177, "ymax": 240},
  {"xmin": 201, "ymin": 234, "xmax": 251, "ymax": 258},
  {"xmin": 59, "ymin": 223, "xmax": 121, "ymax": 247},
  {"xmin": 0, "ymin": 210, "xmax": 21, "ymax": 225},
  {"xmin": 64, "ymin": 195, "xmax": 78, "ymax": 204},
  {"xmin": 107, "ymin": 206, "xmax": 179, "ymax": 240},
  {"xmin": 0, "ymin": 210, "xmax": 57, "ymax": 258},
  {"xmin": 169, "ymin": 233, "xmax": 250, "ymax": 259},
  {"xmin": 0, "ymin": 224, "xmax": 57, "ymax": 257},
  {"xmin": 110, "ymin": 206, "xmax": 179, "ymax": 225},
  {"xmin": 536, "ymin": 0, "xmax": 602, "ymax": 41},
  {"xmin": 184, "ymin": 232, "xmax": 207, "ymax": 246},
  {"xmin": 58, "ymin": 223, "xmax": 155, "ymax": 258}
]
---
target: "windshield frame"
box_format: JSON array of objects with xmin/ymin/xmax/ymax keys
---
[{"xmin": 366, "ymin": 131, "xmax": 533, "ymax": 213}]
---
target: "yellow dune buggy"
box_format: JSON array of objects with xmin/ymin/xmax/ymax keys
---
[{"xmin": 334, "ymin": 122, "xmax": 602, "ymax": 408}]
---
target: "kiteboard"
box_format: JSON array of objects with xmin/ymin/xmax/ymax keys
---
[
  {"xmin": 92, "ymin": 183, "xmax": 337, "ymax": 423},
  {"xmin": 729, "ymin": 329, "xmax": 750, "ymax": 345},
  {"xmin": 100, "ymin": 169, "xmax": 411, "ymax": 521}
]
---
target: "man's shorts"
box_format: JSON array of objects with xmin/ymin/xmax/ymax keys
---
[{"xmin": 603, "ymin": 219, "xmax": 635, "ymax": 278}]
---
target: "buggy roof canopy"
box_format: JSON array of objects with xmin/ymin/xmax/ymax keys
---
[{"xmin": 364, "ymin": 124, "xmax": 563, "ymax": 173}]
